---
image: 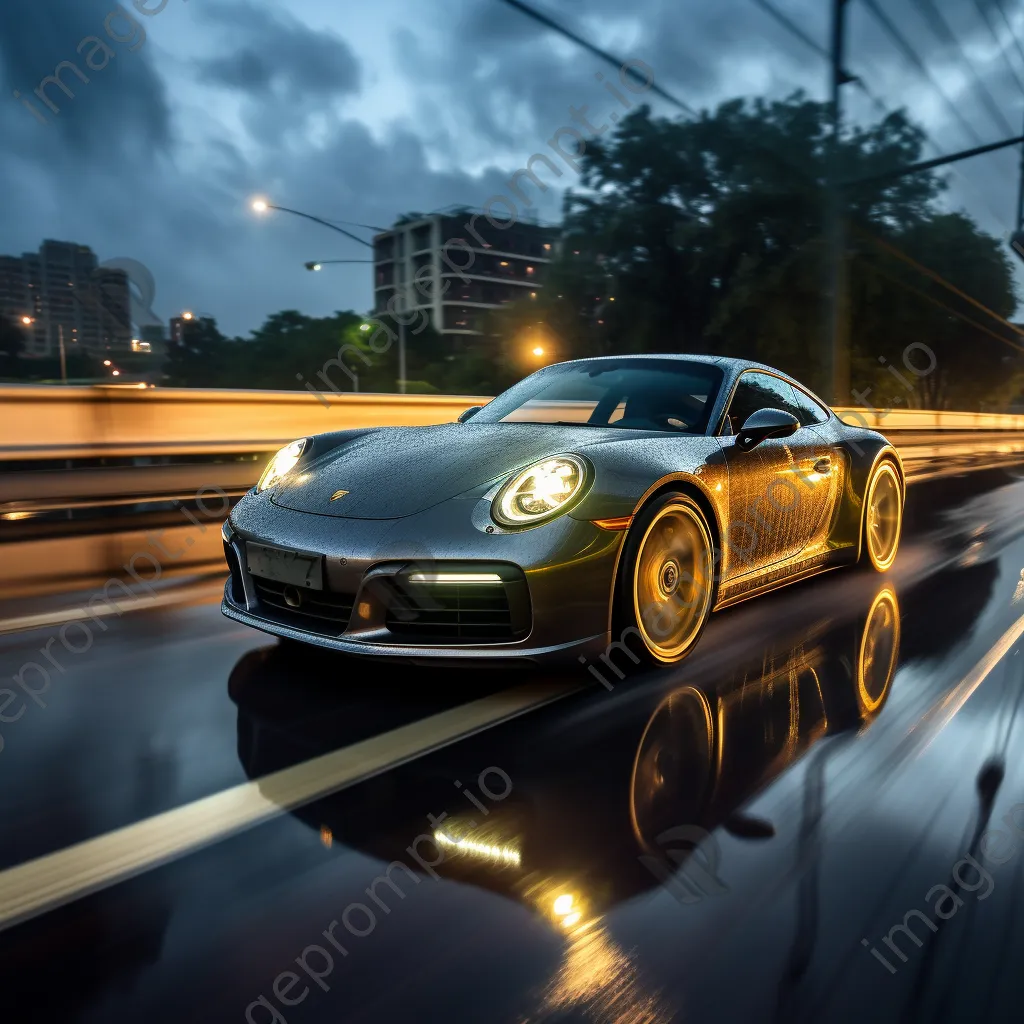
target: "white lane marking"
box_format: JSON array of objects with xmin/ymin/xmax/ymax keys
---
[
  {"xmin": 871, "ymin": 609, "xmax": 1024, "ymax": 780},
  {"xmin": 904, "ymin": 609, "xmax": 1024, "ymax": 759},
  {"xmin": 0, "ymin": 576, "xmax": 226, "ymax": 636},
  {"xmin": 0, "ymin": 678, "xmax": 581, "ymax": 933}
]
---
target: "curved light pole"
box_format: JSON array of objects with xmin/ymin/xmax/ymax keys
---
[{"xmin": 250, "ymin": 198, "xmax": 374, "ymax": 249}]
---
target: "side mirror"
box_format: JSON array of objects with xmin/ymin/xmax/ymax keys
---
[
  {"xmin": 735, "ymin": 408, "xmax": 799, "ymax": 452},
  {"xmin": 458, "ymin": 405, "xmax": 482, "ymax": 423}
]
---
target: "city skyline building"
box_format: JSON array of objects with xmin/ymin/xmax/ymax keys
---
[
  {"xmin": 0, "ymin": 240, "xmax": 133, "ymax": 358},
  {"xmin": 372, "ymin": 210, "xmax": 558, "ymax": 339}
]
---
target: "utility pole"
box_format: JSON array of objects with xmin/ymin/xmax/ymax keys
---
[
  {"xmin": 1017, "ymin": 108, "xmax": 1024, "ymax": 231},
  {"xmin": 57, "ymin": 324, "xmax": 67, "ymax": 385},
  {"xmin": 399, "ymin": 319, "xmax": 407, "ymax": 394},
  {"xmin": 824, "ymin": 0, "xmax": 853, "ymax": 407}
]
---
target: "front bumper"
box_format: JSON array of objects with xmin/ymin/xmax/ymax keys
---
[{"xmin": 221, "ymin": 490, "xmax": 624, "ymax": 664}]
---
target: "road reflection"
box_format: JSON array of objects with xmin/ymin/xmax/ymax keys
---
[{"xmin": 229, "ymin": 577, "xmax": 906, "ymax": 1022}]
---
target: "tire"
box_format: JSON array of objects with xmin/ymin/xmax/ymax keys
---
[
  {"xmin": 861, "ymin": 460, "xmax": 903, "ymax": 572},
  {"xmin": 616, "ymin": 492, "xmax": 717, "ymax": 666}
]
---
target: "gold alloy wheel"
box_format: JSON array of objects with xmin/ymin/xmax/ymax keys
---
[
  {"xmin": 856, "ymin": 586, "xmax": 901, "ymax": 716},
  {"xmin": 864, "ymin": 462, "xmax": 902, "ymax": 571},
  {"xmin": 632, "ymin": 500, "xmax": 714, "ymax": 662}
]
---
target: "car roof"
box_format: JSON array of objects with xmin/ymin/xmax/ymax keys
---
[{"xmin": 551, "ymin": 353, "xmax": 782, "ymax": 375}]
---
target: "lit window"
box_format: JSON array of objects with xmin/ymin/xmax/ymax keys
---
[
  {"xmin": 526, "ymin": 267, "xmax": 534, "ymax": 274},
  {"xmin": 543, "ymin": 243, "xmax": 552, "ymax": 250},
  {"xmin": 500, "ymin": 261, "xmax": 509, "ymax": 267}
]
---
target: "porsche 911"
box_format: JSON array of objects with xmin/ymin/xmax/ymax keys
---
[{"xmin": 221, "ymin": 355, "xmax": 904, "ymax": 666}]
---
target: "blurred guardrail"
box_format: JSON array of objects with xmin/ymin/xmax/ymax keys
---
[{"xmin": 2, "ymin": 384, "xmax": 1024, "ymax": 598}]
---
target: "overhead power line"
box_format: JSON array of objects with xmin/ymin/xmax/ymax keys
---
[
  {"xmin": 496, "ymin": 0, "xmax": 697, "ymax": 116},
  {"xmin": 970, "ymin": 0, "xmax": 1024, "ymax": 96},
  {"xmin": 749, "ymin": 0, "xmax": 1008, "ymax": 224},
  {"xmin": 858, "ymin": 0, "xmax": 988, "ymax": 148},
  {"xmin": 909, "ymin": 0, "xmax": 1014, "ymax": 137},
  {"xmin": 992, "ymin": 0, "xmax": 1024, "ymax": 76}
]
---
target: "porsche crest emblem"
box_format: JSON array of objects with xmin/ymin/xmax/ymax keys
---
[{"xmin": 330, "ymin": 490, "xmax": 349, "ymax": 502}]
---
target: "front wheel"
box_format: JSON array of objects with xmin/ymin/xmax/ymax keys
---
[
  {"xmin": 861, "ymin": 461, "xmax": 903, "ymax": 572},
  {"xmin": 617, "ymin": 492, "xmax": 716, "ymax": 666}
]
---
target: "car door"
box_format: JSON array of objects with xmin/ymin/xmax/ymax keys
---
[
  {"xmin": 784, "ymin": 383, "xmax": 845, "ymax": 556},
  {"xmin": 720, "ymin": 371, "xmax": 835, "ymax": 576}
]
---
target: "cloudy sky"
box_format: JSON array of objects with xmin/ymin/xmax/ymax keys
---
[{"xmin": 2, "ymin": 0, "xmax": 1023, "ymax": 337}]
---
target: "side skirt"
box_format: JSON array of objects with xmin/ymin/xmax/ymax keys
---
[{"xmin": 712, "ymin": 556, "xmax": 851, "ymax": 612}]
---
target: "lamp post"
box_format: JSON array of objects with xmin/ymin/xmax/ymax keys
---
[
  {"xmin": 250, "ymin": 198, "xmax": 376, "ymax": 250},
  {"xmin": 251, "ymin": 197, "xmax": 411, "ymax": 392},
  {"xmin": 58, "ymin": 324, "xmax": 67, "ymax": 385}
]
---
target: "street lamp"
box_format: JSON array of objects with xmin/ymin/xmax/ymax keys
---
[
  {"xmin": 247, "ymin": 197, "xmax": 375, "ymax": 249},
  {"xmin": 20, "ymin": 315, "xmax": 32, "ymax": 325},
  {"xmin": 181, "ymin": 311, "xmax": 194, "ymax": 321},
  {"xmin": 532, "ymin": 345, "xmax": 544, "ymax": 357}
]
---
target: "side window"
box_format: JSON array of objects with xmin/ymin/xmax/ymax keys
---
[
  {"xmin": 788, "ymin": 386, "xmax": 830, "ymax": 426},
  {"xmin": 722, "ymin": 372, "xmax": 803, "ymax": 435}
]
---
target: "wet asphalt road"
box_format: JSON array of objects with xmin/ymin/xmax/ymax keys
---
[{"xmin": 1, "ymin": 469, "xmax": 1023, "ymax": 1024}]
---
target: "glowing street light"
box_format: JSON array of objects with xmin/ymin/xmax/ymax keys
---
[
  {"xmin": 20, "ymin": 316, "xmax": 33, "ymax": 325},
  {"xmin": 310, "ymin": 263, "xmax": 322, "ymax": 272},
  {"xmin": 103, "ymin": 360, "xmax": 112, "ymax": 367},
  {"xmin": 112, "ymin": 370, "xmax": 121, "ymax": 376},
  {"xmin": 251, "ymin": 197, "xmax": 269, "ymax": 213},
  {"xmin": 182, "ymin": 311, "xmax": 194, "ymax": 321},
  {"xmin": 532, "ymin": 345, "xmax": 544, "ymax": 357},
  {"xmin": 360, "ymin": 323, "xmax": 371, "ymax": 332}
]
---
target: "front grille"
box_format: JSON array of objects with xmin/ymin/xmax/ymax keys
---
[
  {"xmin": 251, "ymin": 575, "xmax": 354, "ymax": 635},
  {"xmin": 383, "ymin": 575, "xmax": 530, "ymax": 643}
]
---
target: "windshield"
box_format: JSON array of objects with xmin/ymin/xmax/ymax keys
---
[{"xmin": 471, "ymin": 359, "xmax": 724, "ymax": 433}]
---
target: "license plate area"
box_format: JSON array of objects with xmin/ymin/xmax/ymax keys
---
[{"xmin": 245, "ymin": 542, "xmax": 324, "ymax": 591}]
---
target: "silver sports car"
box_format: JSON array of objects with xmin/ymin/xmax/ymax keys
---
[{"xmin": 221, "ymin": 355, "xmax": 904, "ymax": 666}]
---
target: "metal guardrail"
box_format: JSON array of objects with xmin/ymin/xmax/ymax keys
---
[
  {"xmin": 2, "ymin": 385, "xmax": 1023, "ymax": 511},
  {"xmin": 2, "ymin": 385, "xmax": 1023, "ymax": 598}
]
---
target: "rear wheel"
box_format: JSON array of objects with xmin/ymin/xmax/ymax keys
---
[
  {"xmin": 618, "ymin": 492, "xmax": 716, "ymax": 666},
  {"xmin": 862, "ymin": 461, "xmax": 903, "ymax": 572}
]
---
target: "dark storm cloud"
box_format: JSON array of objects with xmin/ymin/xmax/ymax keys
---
[
  {"xmin": 194, "ymin": 2, "xmax": 361, "ymax": 100},
  {"xmin": 1, "ymin": 0, "xmax": 1022, "ymax": 340},
  {"xmin": 0, "ymin": 0, "xmax": 173, "ymax": 153}
]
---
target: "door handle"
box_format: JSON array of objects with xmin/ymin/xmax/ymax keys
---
[{"xmin": 813, "ymin": 457, "xmax": 832, "ymax": 474}]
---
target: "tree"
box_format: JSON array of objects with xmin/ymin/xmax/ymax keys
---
[
  {"xmin": 489, "ymin": 94, "xmax": 1017, "ymax": 409},
  {"xmin": 163, "ymin": 316, "xmax": 235, "ymax": 387}
]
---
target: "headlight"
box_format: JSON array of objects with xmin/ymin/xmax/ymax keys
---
[
  {"xmin": 492, "ymin": 454, "xmax": 588, "ymax": 527},
  {"xmin": 257, "ymin": 438, "xmax": 307, "ymax": 492}
]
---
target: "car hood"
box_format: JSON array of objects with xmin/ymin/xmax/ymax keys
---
[{"xmin": 270, "ymin": 421, "xmax": 665, "ymax": 519}]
